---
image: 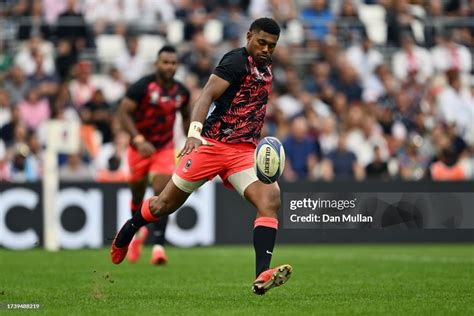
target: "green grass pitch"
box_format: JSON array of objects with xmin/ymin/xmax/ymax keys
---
[{"xmin": 0, "ymin": 244, "xmax": 473, "ymax": 315}]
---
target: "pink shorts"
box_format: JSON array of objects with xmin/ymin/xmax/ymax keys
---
[
  {"xmin": 174, "ymin": 137, "xmax": 255, "ymax": 188},
  {"xmin": 127, "ymin": 145, "xmax": 175, "ymax": 181}
]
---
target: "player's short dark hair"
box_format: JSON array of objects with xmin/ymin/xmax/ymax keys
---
[
  {"xmin": 249, "ymin": 17, "xmax": 280, "ymax": 36},
  {"xmin": 158, "ymin": 45, "xmax": 177, "ymax": 57}
]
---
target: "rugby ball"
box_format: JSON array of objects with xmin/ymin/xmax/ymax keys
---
[{"xmin": 254, "ymin": 137, "xmax": 285, "ymax": 184}]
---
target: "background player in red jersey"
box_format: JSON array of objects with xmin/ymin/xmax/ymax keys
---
[
  {"xmin": 117, "ymin": 45, "xmax": 190, "ymax": 265},
  {"xmin": 111, "ymin": 18, "xmax": 291, "ymax": 294}
]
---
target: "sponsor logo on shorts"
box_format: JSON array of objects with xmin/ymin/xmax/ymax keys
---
[{"xmin": 183, "ymin": 159, "xmax": 192, "ymax": 173}]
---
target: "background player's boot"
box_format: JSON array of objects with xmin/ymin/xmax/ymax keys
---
[
  {"xmin": 128, "ymin": 226, "xmax": 149, "ymax": 263},
  {"xmin": 252, "ymin": 264, "xmax": 292, "ymax": 295},
  {"xmin": 150, "ymin": 244, "xmax": 168, "ymax": 265}
]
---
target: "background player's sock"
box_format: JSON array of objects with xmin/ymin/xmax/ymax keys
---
[
  {"xmin": 115, "ymin": 198, "xmax": 160, "ymax": 248},
  {"xmin": 153, "ymin": 216, "xmax": 169, "ymax": 245},
  {"xmin": 253, "ymin": 217, "xmax": 278, "ymax": 277}
]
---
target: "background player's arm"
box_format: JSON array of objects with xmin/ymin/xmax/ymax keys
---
[
  {"xmin": 178, "ymin": 74, "xmax": 230, "ymax": 157},
  {"xmin": 117, "ymin": 97, "xmax": 140, "ymax": 138},
  {"xmin": 118, "ymin": 97, "xmax": 155, "ymax": 157}
]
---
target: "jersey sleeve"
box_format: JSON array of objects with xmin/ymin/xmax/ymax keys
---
[
  {"xmin": 125, "ymin": 77, "xmax": 149, "ymax": 103},
  {"xmin": 213, "ymin": 51, "xmax": 247, "ymax": 84}
]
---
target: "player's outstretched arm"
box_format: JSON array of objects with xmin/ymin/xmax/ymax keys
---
[{"xmin": 178, "ymin": 74, "xmax": 230, "ymax": 157}]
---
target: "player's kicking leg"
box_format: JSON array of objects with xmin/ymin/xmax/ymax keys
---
[
  {"xmin": 111, "ymin": 178, "xmax": 191, "ymax": 264},
  {"xmin": 149, "ymin": 173, "xmax": 172, "ymax": 265},
  {"xmin": 243, "ymin": 180, "xmax": 292, "ymax": 295}
]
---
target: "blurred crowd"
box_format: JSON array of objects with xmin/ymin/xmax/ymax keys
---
[{"xmin": 0, "ymin": 0, "xmax": 473, "ymax": 183}]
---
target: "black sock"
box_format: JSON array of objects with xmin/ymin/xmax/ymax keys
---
[
  {"xmin": 131, "ymin": 207, "xmax": 150, "ymax": 227},
  {"xmin": 153, "ymin": 216, "xmax": 168, "ymax": 246},
  {"xmin": 130, "ymin": 201, "xmax": 142, "ymax": 215},
  {"xmin": 115, "ymin": 209, "xmax": 151, "ymax": 248},
  {"xmin": 253, "ymin": 226, "xmax": 277, "ymax": 277},
  {"xmin": 115, "ymin": 220, "xmax": 137, "ymax": 248}
]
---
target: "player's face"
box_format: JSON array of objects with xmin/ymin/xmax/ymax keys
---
[
  {"xmin": 156, "ymin": 52, "xmax": 178, "ymax": 81},
  {"xmin": 247, "ymin": 30, "xmax": 278, "ymax": 66}
]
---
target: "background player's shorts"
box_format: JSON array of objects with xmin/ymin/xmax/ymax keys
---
[
  {"xmin": 173, "ymin": 137, "xmax": 258, "ymax": 196},
  {"xmin": 127, "ymin": 145, "xmax": 175, "ymax": 181}
]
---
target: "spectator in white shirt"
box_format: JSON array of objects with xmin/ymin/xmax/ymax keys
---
[
  {"xmin": 392, "ymin": 34, "xmax": 433, "ymax": 84},
  {"xmin": 276, "ymin": 77, "xmax": 304, "ymax": 120},
  {"xmin": 346, "ymin": 32, "xmax": 384, "ymax": 86},
  {"xmin": 362, "ymin": 64, "xmax": 393, "ymax": 103},
  {"xmin": 319, "ymin": 115, "xmax": 338, "ymax": 156},
  {"xmin": 431, "ymin": 32, "xmax": 472, "ymax": 75},
  {"xmin": 68, "ymin": 60, "xmax": 96, "ymax": 109},
  {"xmin": 14, "ymin": 36, "xmax": 55, "ymax": 76},
  {"xmin": 437, "ymin": 70, "xmax": 474, "ymax": 141},
  {"xmin": 346, "ymin": 115, "xmax": 390, "ymax": 167},
  {"xmin": 114, "ymin": 35, "xmax": 147, "ymax": 84},
  {"xmin": 99, "ymin": 68, "xmax": 126, "ymax": 105}
]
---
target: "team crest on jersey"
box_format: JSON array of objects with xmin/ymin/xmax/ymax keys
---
[
  {"xmin": 150, "ymin": 91, "xmax": 159, "ymax": 104},
  {"xmin": 182, "ymin": 159, "xmax": 192, "ymax": 173}
]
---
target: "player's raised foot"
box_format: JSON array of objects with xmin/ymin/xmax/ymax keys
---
[
  {"xmin": 252, "ymin": 264, "xmax": 292, "ymax": 295},
  {"xmin": 128, "ymin": 226, "xmax": 149, "ymax": 263},
  {"xmin": 110, "ymin": 238, "xmax": 129, "ymax": 265},
  {"xmin": 150, "ymin": 244, "xmax": 168, "ymax": 265},
  {"xmin": 111, "ymin": 220, "xmax": 137, "ymax": 264}
]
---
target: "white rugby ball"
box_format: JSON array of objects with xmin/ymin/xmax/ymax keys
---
[{"xmin": 254, "ymin": 136, "xmax": 285, "ymax": 184}]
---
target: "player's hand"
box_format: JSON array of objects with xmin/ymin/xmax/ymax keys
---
[
  {"xmin": 136, "ymin": 141, "xmax": 155, "ymax": 158},
  {"xmin": 178, "ymin": 137, "xmax": 212, "ymax": 157}
]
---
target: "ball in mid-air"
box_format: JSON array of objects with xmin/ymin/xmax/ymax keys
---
[{"xmin": 254, "ymin": 136, "xmax": 285, "ymax": 184}]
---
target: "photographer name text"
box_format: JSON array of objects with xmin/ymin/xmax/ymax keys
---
[{"xmin": 289, "ymin": 213, "xmax": 373, "ymax": 223}]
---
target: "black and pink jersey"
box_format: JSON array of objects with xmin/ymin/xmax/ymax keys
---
[
  {"xmin": 126, "ymin": 75, "xmax": 190, "ymax": 149},
  {"xmin": 202, "ymin": 47, "xmax": 272, "ymax": 146}
]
